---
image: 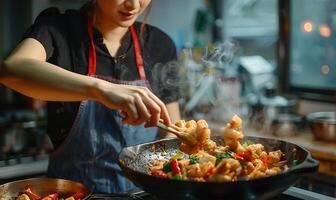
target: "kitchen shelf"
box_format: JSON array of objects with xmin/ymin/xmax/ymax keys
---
[{"xmin": 0, "ymin": 159, "xmax": 48, "ymax": 180}]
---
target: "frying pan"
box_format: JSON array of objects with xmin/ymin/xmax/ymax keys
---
[
  {"xmin": 0, "ymin": 178, "xmax": 144, "ymax": 200},
  {"xmin": 118, "ymin": 136, "xmax": 319, "ymax": 200}
]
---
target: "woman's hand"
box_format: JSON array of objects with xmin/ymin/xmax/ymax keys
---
[{"xmin": 94, "ymin": 80, "xmax": 171, "ymax": 127}]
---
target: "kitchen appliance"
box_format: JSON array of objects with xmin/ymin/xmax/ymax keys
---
[
  {"xmin": 246, "ymin": 86, "xmax": 299, "ymax": 133},
  {"xmin": 118, "ymin": 136, "xmax": 319, "ymax": 200},
  {"xmin": 0, "ymin": 110, "xmax": 51, "ymax": 180},
  {"xmin": 306, "ymin": 112, "xmax": 336, "ymax": 142}
]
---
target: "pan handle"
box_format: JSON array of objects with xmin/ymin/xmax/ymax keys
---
[{"xmin": 294, "ymin": 155, "xmax": 319, "ymax": 173}]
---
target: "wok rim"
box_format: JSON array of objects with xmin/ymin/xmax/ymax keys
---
[{"xmin": 118, "ymin": 136, "xmax": 319, "ymax": 185}]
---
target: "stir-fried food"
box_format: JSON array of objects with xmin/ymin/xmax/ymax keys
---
[
  {"xmin": 149, "ymin": 115, "xmax": 290, "ymax": 181},
  {"xmin": 16, "ymin": 188, "xmax": 84, "ymax": 200}
]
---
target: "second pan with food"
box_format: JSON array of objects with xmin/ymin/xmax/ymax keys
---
[{"xmin": 118, "ymin": 117, "xmax": 319, "ymax": 200}]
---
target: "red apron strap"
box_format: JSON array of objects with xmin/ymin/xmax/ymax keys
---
[
  {"xmin": 87, "ymin": 14, "xmax": 146, "ymax": 80},
  {"xmin": 87, "ymin": 14, "xmax": 97, "ymax": 76},
  {"xmin": 130, "ymin": 25, "xmax": 147, "ymax": 80}
]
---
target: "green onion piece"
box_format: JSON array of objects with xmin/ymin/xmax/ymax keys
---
[
  {"xmin": 215, "ymin": 152, "xmax": 234, "ymax": 165},
  {"xmin": 171, "ymin": 152, "xmax": 184, "ymax": 160},
  {"xmin": 189, "ymin": 156, "xmax": 200, "ymax": 164},
  {"xmin": 163, "ymin": 163, "xmax": 172, "ymax": 173},
  {"xmin": 172, "ymin": 174, "xmax": 182, "ymax": 180},
  {"xmin": 292, "ymin": 159, "xmax": 299, "ymax": 166},
  {"xmin": 243, "ymin": 140, "xmax": 254, "ymax": 147}
]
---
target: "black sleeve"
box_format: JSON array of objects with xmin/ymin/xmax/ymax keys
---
[
  {"xmin": 22, "ymin": 7, "xmax": 61, "ymax": 60},
  {"xmin": 147, "ymin": 26, "xmax": 181, "ymax": 104}
]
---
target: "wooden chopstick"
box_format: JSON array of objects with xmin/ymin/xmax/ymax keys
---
[{"xmin": 157, "ymin": 119, "xmax": 197, "ymax": 145}]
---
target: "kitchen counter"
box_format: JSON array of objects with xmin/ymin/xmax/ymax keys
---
[{"xmin": 208, "ymin": 120, "xmax": 336, "ymax": 176}]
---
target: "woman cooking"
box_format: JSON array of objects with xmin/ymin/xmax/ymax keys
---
[{"xmin": 0, "ymin": 0, "xmax": 180, "ymax": 193}]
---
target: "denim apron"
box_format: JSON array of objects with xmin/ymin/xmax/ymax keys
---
[{"xmin": 47, "ymin": 15, "xmax": 157, "ymax": 193}]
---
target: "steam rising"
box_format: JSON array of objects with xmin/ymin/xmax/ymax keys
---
[
  {"xmin": 113, "ymin": 40, "xmax": 240, "ymax": 106},
  {"xmin": 202, "ymin": 40, "xmax": 239, "ymax": 68}
]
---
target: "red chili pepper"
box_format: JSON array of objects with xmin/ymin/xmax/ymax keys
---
[
  {"xmin": 24, "ymin": 188, "xmax": 41, "ymax": 200},
  {"xmin": 203, "ymin": 166, "xmax": 215, "ymax": 179},
  {"xmin": 235, "ymin": 151, "xmax": 253, "ymax": 162},
  {"xmin": 42, "ymin": 193, "xmax": 58, "ymax": 200},
  {"xmin": 72, "ymin": 192, "xmax": 85, "ymax": 199},
  {"xmin": 151, "ymin": 169, "xmax": 168, "ymax": 178},
  {"xmin": 170, "ymin": 159, "xmax": 182, "ymax": 175},
  {"xmin": 261, "ymin": 155, "xmax": 269, "ymax": 169}
]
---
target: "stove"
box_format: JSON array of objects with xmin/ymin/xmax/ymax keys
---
[{"xmin": 88, "ymin": 187, "xmax": 335, "ymax": 200}]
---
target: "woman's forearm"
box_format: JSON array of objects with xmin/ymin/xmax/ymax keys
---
[
  {"xmin": 0, "ymin": 38, "xmax": 172, "ymax": 126},
  {"xmin": 0, "ymin": 58, "xmax": 102, "ymax": 101}
]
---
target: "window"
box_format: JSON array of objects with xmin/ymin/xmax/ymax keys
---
[{"xmin": 280, "ymin": 0, "xmax": 336, "ymax": 101}]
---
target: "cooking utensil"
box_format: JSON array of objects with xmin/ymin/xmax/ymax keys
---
[
  {"xmin": 306, "ymin": 112, "xmax": 336, "ymax": 142},
  {"xmin": 270, "ymin": 113, "xmax": 303, "ymax": 137},
  {"xmin": 118, "ymin": 136, "xmax": 319, "ymax": 200},
  {"xmin": 0, "ymin": 178, "xmax": 145, "ymax": 200},
  {"xmin": 157, "ymin": 119, "xmax": 196, "ymax": 145}
]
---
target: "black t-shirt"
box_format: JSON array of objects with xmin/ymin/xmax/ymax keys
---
[{"xmin": 23, "ymin": 5, "xmax": 180, "ymax": 147}]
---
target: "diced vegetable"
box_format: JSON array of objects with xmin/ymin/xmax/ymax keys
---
[
  {"xmin": 24, "ymin": 188, "xmax": 41, "ymax": 200},
  {"xmin": 42, "ymin": 193, "xmax": 58, "ymax": 200},
  {"xmin": 215, "ymin": 152, "xmax": 234, "ymax": 164},
  {"xmin": 151, "ymin": 169, "xmax": 168, "ymax": 178},
  {"xmin": 72, "ymin": 192, "xmax": 85, "ymax": 200},
  {"xmin": 65, "ymin": 197, "xmax": 75, "ymax": 200},
  {"xmin": 235, "ymin": 151, "xmax": 253, "ymax": 162},
  {"xmin": 242, "ymin": 140, "xmax": 254, "ymax": 147},
  {"xmin": 189, "ymin": 156, "xmax": 200, "ymax": 164},
  {"xmin": 203, "ymin": 166, "xmax": 214, "ymax": 179},
  {"xmin": 162, "ymin": 163, "xmax": 172, "ymax": 173},
  {"xmin": 261, "ymin": 155, "xmax": 269, "ymax": 169},
  {"xmin": 170, "ymin": 159, "xmax": 182, "ymax": 175},
  {"xmin": 292, "ymin": 159, "xmax": 299, "ymax": 166},
  {"xmin": 171, "ymin": 152, "xmax": 184, "ymax": 160},
  {"xmin": 172, "ymin": 174, "xmax": 182, "ymax": 180}
]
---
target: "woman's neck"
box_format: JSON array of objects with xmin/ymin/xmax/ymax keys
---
[{"xmin": 94, "ymin": 9, "xmax": 128, "ymax": 44}]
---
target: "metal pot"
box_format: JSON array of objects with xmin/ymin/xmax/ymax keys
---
[
  {"xmin": 270, "ymin": 114, "xmax": 303, "ymax": 137},
  {"xmin": 306, "ymin": 112, "xmax": 336, "ymax": 142},
  {"xmin": 0, "ymin": 178, "xmax": 145, "ymax": 200}
]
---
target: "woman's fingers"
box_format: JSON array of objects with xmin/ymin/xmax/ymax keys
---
[
  {"xmin": 121, "ymin": 99, "xmax": 138, "ymax": 124},
  {"xmin": 118, "ymin": 86, "xmax": 171, "ymax": 127},
  {"xmin": 132, "ymin": 94, "xmax": 151, "ymax": 125},
  {"xmin": 146, "ymin": 91, "xmax": 171, "ymax": 126},
  {"xmin": 135, "ymin": 88, "xmax": 164, "ymax": 127}
]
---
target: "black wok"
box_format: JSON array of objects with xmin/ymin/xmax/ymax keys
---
[{"xmin": 118, "ymin": 136, "xmax": 319, "ymax": 200}]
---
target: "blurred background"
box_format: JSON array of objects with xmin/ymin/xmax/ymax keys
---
[{"xmin": 0, "ymin": 0, "xmax": 335, "ymax": 198}]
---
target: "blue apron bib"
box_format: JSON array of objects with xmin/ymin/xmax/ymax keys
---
[{"xmin": 47, "ymin": 15, "xmax": 157, "ymax": 193}]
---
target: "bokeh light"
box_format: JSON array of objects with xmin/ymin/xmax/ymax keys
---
[
  {"xmin": 302, "ymin": 21, "xmax": 313, "ymax": 33},
  {"xmin": 321, "ymin": 65, "xmax": 330, "ymax": 75},
  {"xmin": 319, "ymin": 24, "xmax": 331, "ymax": 38}
]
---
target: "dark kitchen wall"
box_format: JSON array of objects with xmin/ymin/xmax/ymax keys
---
[
  {"xmin": 0, "ymin": 0, "xmax": 33, "ymax": 59},
  {"xmin": 0, "ymin": 0, "xmax": 4, "ymax": 61},
  {"xmin": 0, "ymin": 0, "xmax": 34, "ymax": 109}
]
